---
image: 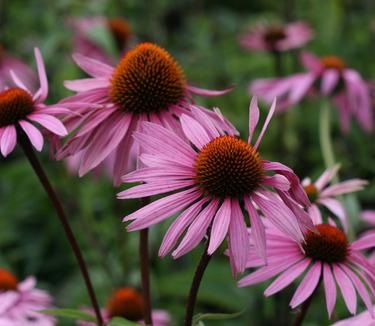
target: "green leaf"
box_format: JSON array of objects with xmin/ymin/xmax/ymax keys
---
[
  {"xmin": 107, "ymin": 317, "xmax": 140, "ymax": 326},
  {"xmin": 193, "ymin": 310, "xmax": 245, "ymax": 325},
  {"xmin": 40, "ymin": 308, "xmax": 97, "ymax": 322}
]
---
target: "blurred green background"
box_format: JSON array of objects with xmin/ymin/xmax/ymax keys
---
[{"xmin": 1, "ymin": 0, "xmax": 375, "ymax": 325}]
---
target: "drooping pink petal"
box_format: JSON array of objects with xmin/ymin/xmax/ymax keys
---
[
  {"xmin": 308, "ymin": 205, "xmax": 323, "ymax": 225},
  {"xmin": 300, "ymin": 52, "xmax": 322, "ymax": 73},
  {"xmin": 253, "ymin": 190, "xmax": 304, "ymax": 243},
  {"xmin": 318, "ymin": 198, "xmax": 348, "ymax": 233},
  {"xmin": 180, "ymin": 114, "xmax": 211, "ymax": 149},
  {"xmin": 290, "ymin": 261, "xmax": 322, "ymax": 308},
  {"xmin": 340, "ymin": 264, "xmax": 373, "ymax": 318},
  {"xmin": 265, "ymin": 258, "xmax": 311, "ymax": 296},
  {"xmin": 288, "ymin": 72, "xmax": 315, "ymax": 103},
  {"xmin": 122, "ymin": 166, "xmax": 194, "ymax": 183},
  {"xmin": 333, "ymin": 264, "xmax": 357, "ymax": 314},
  {"xmin": 28, "ymin": 113, "xmax": 68, "ymax": 136},
  {"xmin": 190, "ymin": 106, "xmax": 220, "ymax": 139},
  {"xmin": 172, "ymin": 199, "xmax": 219, "ymax": 258},
  {"xmin": 72, "ymin": 53, "xmax": 114, "ymax": 78},
  {"xmin": 159, "ymin": 198, "xmax": 208, "ymax": 257},
  {"xmin": 238, "ymin": 254, "xmax": 302, "ymax": 287},
  {"xmin": 323, "ymin": 263, "xmax": 337, "ymax": 318},
  {"xmin": 79, "ymin": 114, "xmax": 130, "ymax": 175},
  {"xmin": 228, "ymin": 198, "xmax": 249, "ymax": 273},
  {"xmin": 208, "ymin": 198, "xmax": 232, "ymax": 255},
  {"xmin": 19, "ymin": 120, "xmax": 44, "ymax": 151},
  {"xmin": 320, "ymin": 179, "xmax": 368, "ymax": 197},
  {"xmin": 361, "ymin": 210, "xmax": 375, "ymax": 226},
  {"xmin": 248, "ymin": 96, "xmax": 260, "ymax": 144},
  {"xmin": 321, "ymin": 69, "xmax": 339, "ymax": 95},
  {"xmin": 187, "ymin": 85, "xmax": 234, "ymax": 96},
  {"xmin": 254, "ymin": 98, "xmax": 276, "ymax": 149},
  {"xmin": 0, "ymin": 125, "xmax": 17, "ymax": 157},
  {"xmin": 351, "ymin": 232, "xmax": 375, "ymax": 251},
  {"xmin": 64, "ymin": 78, "xmax": 109, "ymax": 92},
  {"xmin": 244, "ymin": 198, "xmax": 266, "ymax": 262},
  {"xmin": 262, "ymin": 174, "xmax": 290, "ymax": 191},
  {"xmin": 117, "ymin": 180, "xmax": 194, "ymax": 199}
]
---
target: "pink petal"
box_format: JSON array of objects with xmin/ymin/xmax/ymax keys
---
[
  {"xmin": 34, "ymin": 48, "xmax": 48, "ymax": 102},
  {"xmin": 64, "ymin": 78, "xmax": 109, "ymax": 92},
  {"xmin": 72, "ymin": 53, "xmax": 114, "ymax": 78},
  {"xmin": 340, "ymin": 264, "xmax": 373, "ymax": 318},
  {"xmin": 244, "ymin": 198, "xmax": 266, "ymax": 262},
  {"xmin": 320, "ymin": 179, "xmax": 368, "ymax": 197},
  {"xmin": 361, "ymin": 210, "xmax": 375, "ymax": 226},
  {"xmin": 238, "ymin": 254, "xmax": 302, "ymax": 287},
  {"xmin": 9, "ymin": 70, "xmax": 30, "ymax": 92},
  {"xmin": 323, "ymin": 263, "xmax": 337, "ymax": 318},
  {"xmin": 19, "ymin": 120, "xmax": 44, "ymax": 151},
  {"xmin": 180, "ymin": 114, "xmax": 211, "ymax": 149},
  {"xmin": 159, "ymin": 198, "xmax": 208, "ymax": 257},
  {"xmin": 333, "ymin": 264, "xmax": 357, "ymax": 314},
  {"xmin": 288, "ymin": 73, "xmax": 315, "ymax": 103},
  {"xmin": 117, "ymin": 180, "xmax": 194, "ymax": 199},
  {"xmin": 228, "ymin": 198, "xmax": 249, "ymax": 273},
  {"xmin": 172, "ymin": 199, "xmax": 219, "ymax": 258},
  {"xmin": 262, "ymin": 174, "xmax": 290, "ymax": 191},
  {"xmin": 290, "ymin": 261, "xmax": 322, "ymax": 308},
  {"xmin": 0, "ymin": 125, "xmax": 17, "ymax": 157},
  {"xmin": 28, "ymin": 113, "xmax": 67, "ymax": 136},
  {"xmin": 253, "ymin": 190, "xmax": 304, "ymax": 243},
  {"xmin": 315, "ymin": 165, "xmax": 340, "ymax": 190},
  {"xmin": 265, "ymin": 258, "xmax": 311, "ymax": 296},
  {"xmin": 321, "ymin": 69, "xmax": 339, "ymax": 95},
  {"xmin": 308, "ymin": 205, "xmax": 323, "ymax": 225},
  {"xmin": 351, "ymin": 232, "xmax": 375, "ymax": 251},
  {"xmin": 254, "ymin": 98, "xmax": 276, "ymax": 149},
  {"xmin": 208, "ymin": 198, "xmax": 232, "ymax": 255},
  {"xmin": 248, "ymin": 96, "xmax": 260, "ymax": 144},
  {"xmin": 318, "ymin": 198, "xmax": 348, "ymax": 233},
  {"xmin": 79, "ymin": 114, "xmax": 130, "ymax": 175},
  {"xmin": 187, "ymin": 85, "xmax": 234, "ymax": 96},
  {"xmin": 190, "ymin": 106, "xmax": 220, "ymax": 139},
  {"xmin": 125, "ymin": 189, "xmax": 201, "ymax": 230},
  {"xmin": 300, "ymin": 52, "xmax": 322, "ymax": 73}
]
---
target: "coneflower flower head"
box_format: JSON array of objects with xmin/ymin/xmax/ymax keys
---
[
  {"xmin": 58, "ymin": 42, "xmax": 234, "ymax": 185},
  {"xmin": 119, "ymin": 97, "xmax": 313, "ymax": 274}
]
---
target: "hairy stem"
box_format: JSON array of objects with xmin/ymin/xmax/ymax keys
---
[{"xmin": 19, "ymin": 136, "xmax": 103, "ymax": 326}]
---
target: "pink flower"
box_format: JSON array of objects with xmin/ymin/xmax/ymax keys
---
[
  {"xmin": 332, "ymin": 306, "xmax": 375, "ymax": 325},
  {"xmin": 70, "ymin": 16, "xmax": 133, "ymax": 64},
  {"xmin": 57, "ymin": 42, "xmax": 234, "ymax": 186},
  {"xmin": 238, "ymin": 220, "xmax": 375, "ymax": 318},
  {"xmin": 239, "ymin": 21, "xmax": 312, "ymax": 52},
  {"xmin": 302, "ymin": 165, "xmax": 367, "ymax": 232},
  {"xmin": 250, "ymin": 52, "xmax": 373, "ymax": 132},
  {"xmin": 0, "ymin": 45, "xmax": 37, "ymax": 91},
  {"xmin": 361, "ymin": 211, "xmax": 375, "ymax": 264},
  {"xmin": 119, "ymin": 97, "xmax": 313, "ymax": 274},
  {"xmin": 77, "ymin": 287, "xmax": 170, "ymax": 326},
  {"xmin": 0, "ymin": 269, "xmax": 55, "ymax": 326},
  {"xmin": 0, "ymin": 48, "xmax": 68, "ymax": 157}
]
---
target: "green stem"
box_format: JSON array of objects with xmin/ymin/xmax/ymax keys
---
[{"xmin": 319, "ymin": 100, "xmax": 338, "ymax": 182}]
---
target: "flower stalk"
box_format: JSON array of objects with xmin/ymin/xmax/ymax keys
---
[
  {"xmin": 19, "ymin": 134, "xmax": 103, "ymax": 326},
  {"xmin": 139, "ymin": 198, "xmax": 153, "ymax": 326},
  {"xmin": 184, "ymin": 237, "xmax": 212, "ymax": 326}
]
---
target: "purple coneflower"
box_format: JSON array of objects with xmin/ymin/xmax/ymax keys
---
[
  {"xmin": 118, "ymin": 97, "xmax": 312, "ymax": 273},
  {"xmin": 0, "ymin": 48, "xmax": 68, "ymax": 157},
  {"xmin": 78, "ymin": 287, "xmax": 170, "ymax": 326},
  {"xmin": 239, "ymin": 21, "xmax": 312, "ymax": 53},
  {"xmin": 302, "ymin": 165, "xmax": 367, "ymax": 232},
  {"xmin": 238, "ymin": 220, "xmax": 375, "ymax": 319},
  {"xmin": 250, "ymin": 52, "xmax": 373, "ymax": 132},
  {"xmin": 57, "ymin": 42, "xmax": 234, "ymax": 185},
  {"xmin": 0, "ymin": 268, "xmax": 55, "ymax": 326}
]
